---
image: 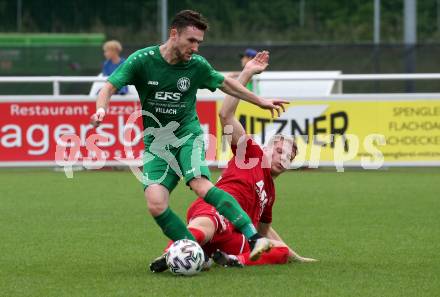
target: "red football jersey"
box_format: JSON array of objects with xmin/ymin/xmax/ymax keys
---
[{"xmin": 215, "ymin": 137, "xmax": 276, "ymax": 225}]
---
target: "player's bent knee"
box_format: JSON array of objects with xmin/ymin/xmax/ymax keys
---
[
  {"xmin": 187, "ymin": 216, "xmax": 216, "ymax": 243},
  {"xmin": 147, "ymin": 202, "xmax": 167, "ymax": 217},
  {"xmin": 189, "ymin": 177, "xmax": 213, "ymax": 198},
  {"xmin": 144, "ymin": 184, "xmax": 169, "ymax": 216}
]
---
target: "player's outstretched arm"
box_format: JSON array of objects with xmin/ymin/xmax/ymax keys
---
[
  {"xmin": 258, "ymin": 223, "xmax": 318, "ymax": 263},
  {"xmin": 219, "ymin": 51, "xmax": 270, "ymax": 145},
  {"xmin": 90, "ymin": 82, "xmax": 117, "ymax": 127},
  {"xmin": 220, "ymin": 77, "xmax": 288, "ymax": 118},
  {"xmin": 219, "ymin": 54, "xmax": 288, "ymax": 119}
]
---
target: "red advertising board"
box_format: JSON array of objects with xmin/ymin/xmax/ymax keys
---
[{"xmin": 0, "ymin": 99, "xmax": 217, "ymax": 165}]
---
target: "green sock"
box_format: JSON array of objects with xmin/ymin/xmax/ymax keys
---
[
  {"xmin": 153, "ymin": 207, "xmax": 195, "ymax": 241},
  {"xmin": 204, "ymin": 186, "xmax": 257, "ymax": 239}
]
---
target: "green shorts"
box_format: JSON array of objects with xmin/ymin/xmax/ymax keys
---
[{"xmin": 142, "ymin": 132, "xmax": 211, "ymax": 192}]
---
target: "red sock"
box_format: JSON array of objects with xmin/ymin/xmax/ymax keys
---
[
  {"xmin": 188, "ymin": 227, "xmax": 206, "ymax": 244},
  {"xmin": 163, "ymin": 228, "xmax": 206, "ymax": 252},
  {"xmin": 237, "ymin": 247, "xmax": 289, "ymax": 266},
  {"xmin": 164, "ymin": 240, "xmax": 173, "ymax": 253}
]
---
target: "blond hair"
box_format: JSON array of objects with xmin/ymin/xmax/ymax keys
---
[
  {"xmin": 103, "ymin": 40, "xmax": 122, "ymax": 53},
  {"xmin": 267, "ymin": 134, "xmax": 298, "ymax": 161}
]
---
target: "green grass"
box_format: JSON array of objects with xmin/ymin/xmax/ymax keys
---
[{"xmin": 1, "ymin": 168, "xmax": 440, "ymax": 297}]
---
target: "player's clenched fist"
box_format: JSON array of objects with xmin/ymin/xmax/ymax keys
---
[{"xmin": 90, "ymin": 107, "xmax": 106, "ymax": 127}]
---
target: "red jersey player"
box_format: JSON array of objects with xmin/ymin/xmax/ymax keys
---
[{"xmin": 150, "ymin": 51, "xmax": 316, "ymax": 272}]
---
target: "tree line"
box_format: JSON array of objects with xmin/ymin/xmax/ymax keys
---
[{"xmin": 1, "ymin": 0, "xmax": 439, "ymax": 43}]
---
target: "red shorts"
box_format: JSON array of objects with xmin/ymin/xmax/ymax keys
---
[{"xmin": 187, "ymin": 198, "xmax": 251, "ymax": 257}]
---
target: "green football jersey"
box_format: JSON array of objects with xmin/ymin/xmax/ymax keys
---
[
  {"xmin": 108, "ymin": 45, "xmax": 224, "ymax": 139},
  {"xmin": 246, "ymin": 80, "xmax": 260, "ymax": 95}
]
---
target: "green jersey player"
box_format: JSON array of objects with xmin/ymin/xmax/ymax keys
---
[{"xmin": 90, "ymin": 10, "xmax": 287, "ymax": 260}]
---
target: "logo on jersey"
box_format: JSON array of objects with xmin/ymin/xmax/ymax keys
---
[
  {"xmin": 177, "ymin": 77, "xmax": 190, "ymax": 92},
  {"xmin": 148, "ymin": 80, "xmax": 159, "ymax": 85},
  {"xmin": 155, "ymin": 91, "xmax": 182, "ymax": 101},
  {"xmin": 256, "ymin": 180, "xmax": 269, "ymax": 218}
]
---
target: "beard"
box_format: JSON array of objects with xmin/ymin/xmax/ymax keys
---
[{"xmin": 176, "ymin": 47, "xmax": 192, "ymax": 61}]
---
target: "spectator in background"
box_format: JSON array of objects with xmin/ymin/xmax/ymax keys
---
[
  {"xmin": 234, "ymin": 48, "xmax": 260, "ymax": 94},
  {"xmin": 102, "ymin": 40, "xmax": 128, "ymax": 95},
  {"xmin": 239, "ymin": 48, "xmax": 257, "ymax": 68}
]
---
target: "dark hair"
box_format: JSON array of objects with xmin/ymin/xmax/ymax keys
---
[{"xmin": 170, "ymin": 10, "xmax": 209, "ymax": 32}]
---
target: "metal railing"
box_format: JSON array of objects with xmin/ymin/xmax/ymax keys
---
[
  {"xmin": 1, "ymin": 73, "xmax": 440, "ymax": 96},
  {"xmin": 255, "ymin": 73, "xmax": 440, "ymax": 81},
  {"xmin": 0, "ymin": 76, "xmax": 107, "ymax": 96}
]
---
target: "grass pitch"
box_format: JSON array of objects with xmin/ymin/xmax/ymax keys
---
[{"xmin": 1, "ymin": 167, "xmax": 439, "ymax": 297}]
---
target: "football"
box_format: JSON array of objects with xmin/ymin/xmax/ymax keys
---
[{"xmin": 166, "ymin": 239, "xmax": 205, "ymax": 276}]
